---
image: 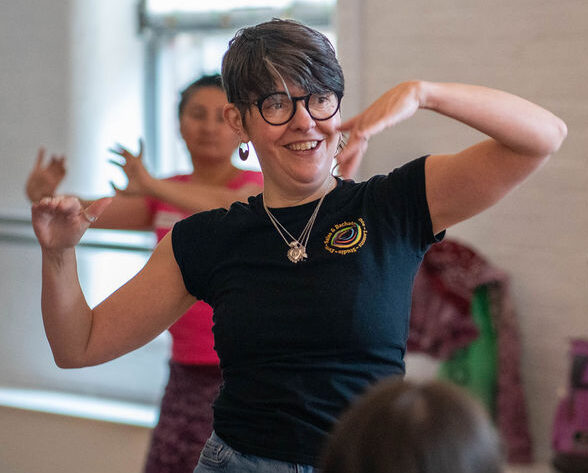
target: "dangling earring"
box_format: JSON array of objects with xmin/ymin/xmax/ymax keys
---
[{"xmin": 239, "ymin": 142, "xmax": 250, "ymax": 161}]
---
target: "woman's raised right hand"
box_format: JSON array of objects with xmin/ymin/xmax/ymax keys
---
[{"xmin": 31, "ymin": 196, "xmax": 112, "ymax": 251}]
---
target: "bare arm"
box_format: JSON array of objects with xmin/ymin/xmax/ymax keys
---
[
  {"xmin": 26, "ymin": 147, "xmax": 153, "ymax": 230},
  {"xmin": 144, "ymin": 179, "xmax": 263, "ymax": 212},
  {"xmin": 32, "ymin": 195, "xmax": 195, "ymax": 368},
  {"xmin": 27, "ymin": 143, "xmax": 262, "ymax": 231},
  {"xmin": 78, "ymin": 194, "xmax": 153, "ymax": 230},
  {"xmin": 337, "ymin": 81, "xmax": 567, "ymax": 233},
  {"xmin": 109, "ymin": 141, "xmax": 262, "ymax": 212}
]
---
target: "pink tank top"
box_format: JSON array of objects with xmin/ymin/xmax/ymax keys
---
[{"xmin": 146, "ymin": 170, "xmax": 263, "ymax": 364}]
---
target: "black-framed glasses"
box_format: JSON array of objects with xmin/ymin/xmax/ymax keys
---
[{"xmin": 251, "ymin": 91, "xmax": 343, "ymax": 126}]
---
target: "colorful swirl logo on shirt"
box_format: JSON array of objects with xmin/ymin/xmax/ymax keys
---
[{"xmin": 324, "ymin": 218, "xmax": 367, "ymax": 255}]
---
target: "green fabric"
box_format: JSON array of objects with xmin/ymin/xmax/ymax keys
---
[{"xmin": 438, "ymin": 284, "xmax": 498, "ymax": 416}]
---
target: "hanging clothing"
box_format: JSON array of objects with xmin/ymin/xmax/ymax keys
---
[
  {"xmin": 409, "ymin": 238, "xmax": 533, "ymax": 464},
  {"xmin": 438, "ymin": 284, "xmax": 498, "ymax": 417}
]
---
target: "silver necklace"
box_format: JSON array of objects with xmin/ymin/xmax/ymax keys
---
[{"xmin": 263, "ymin": 187, "xmax": 329, "ymax": 263}]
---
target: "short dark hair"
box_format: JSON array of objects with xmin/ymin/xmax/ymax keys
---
[
  {"xmin": 320, "ymin": 378, "xmax": 504, "ymax": 473},
  {"xmin": 221, "ymin": 18, "xmax": 344, "ymax": 117},
  {"xmin": 178, "ymin": 74, "xmax": 224, "ymax": 118}
]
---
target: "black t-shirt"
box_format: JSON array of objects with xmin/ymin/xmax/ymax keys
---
[{"xmin": 172, "ymin": 155, "xmax": 442, "ymax": 465}]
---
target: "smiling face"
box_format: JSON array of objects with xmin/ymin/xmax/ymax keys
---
[
  {"xmin": 221, "ymin": 19, "xmax": 345, "ymax": 203},
  {"xmin": 228, "ymin": 82, "xmax": 340, "ymax": 203},
  {"xmin": 179, "ymin": 86, "xmax": 240, "ymax": 165}
]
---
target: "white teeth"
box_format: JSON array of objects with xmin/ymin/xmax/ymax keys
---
[{"xmin": 287, "ymin": 141, "xmax": 318, "ymax": 151}]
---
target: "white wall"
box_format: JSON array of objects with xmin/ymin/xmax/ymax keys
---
[
  {"xmin": 0, "ymin": 0, "xmax": 144, "ymax": 214},
  {"xmin": 66, "ymin": 0, "xmax": 145, "ymax": 196},
  {"xmin": 0, "ymin": 0, "xmax": 71, "ymax": 211},
  {"xmin": 338, "ymin": 0, "xmax": 588, "ymax": 463}
]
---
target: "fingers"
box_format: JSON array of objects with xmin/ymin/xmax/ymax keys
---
[
  {"xmin": 337, "ymin": 135, "xmax": 368, "ymax": 162},
  {"xmin": 108, "ymin": 158, "xmax": 124, "ymax": 169},
  {"xmin": 80, "ymin": 209, "xmax": 97, "ymax": 224},
  {"xmin": 82, "ymin": 197, "xmax": 113, "ymax": 223},
  {"xmin": 110, "ymin": 181, "xmax": 131, "ymax": 197},
  {"xmin": 35, "ymin": 147, "xmax": 46, "ymax": 168},
  {"xmin": 109, "ymin": 151, "xmax": 142, "ymax": 184},
  {"xmin": 108, "ymin": 160, "xmax": 131, "ymax": 190},
  {"xmin": 48, "ymin": 154, "xmax": 66, "ymax": 173},
  {"xmin": 337, "ymin": 114, "xmax": 374, "ymax": 166},
  {"xmin": 34, "ymin": 195, "xmax": 112, "ymax": 227},
  {"xmin": 50, "ymin": 154, "xmax": 66, "ymax": 164},
  {"xmin": 108, "ymin": 144, "xmax": 127, "ymax": 159},
  {"xmin": 109, "ymin": 141, "xmax": 142, "ymax": 161},
  {"xmin": 108, "ymin": 143, "xmax": 134, "ymax": 160},
  {"xmin": 335, "ymin": 135, "xmax": 369, "ymax": 180},
  {"xmin": 109, "ymin": 181, "xmax": 124, "ymax": 194},
  {"xmin": 338, "ymin": 115, "xmax": 361, "ymax": 134},
  {"xmin": 36, "ymin": 195, "xmax": 81, "ymax": 217},
  {"xmin": 35, "ymin": 147, "xmax": 67, "ymax": 172}
]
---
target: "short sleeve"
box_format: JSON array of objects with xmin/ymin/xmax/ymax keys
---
[
  {"xmin": 369, "ymin": 155, "xmax": 444, "ymax": 254},
  {"xmin": 171, "ymin": 209, "xmax": 223, "ymax": 302}
]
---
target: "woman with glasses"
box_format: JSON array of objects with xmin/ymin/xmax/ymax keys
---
[{"xmin": 31, "ymin": 19, "xmax": 565, "ymax": 473}]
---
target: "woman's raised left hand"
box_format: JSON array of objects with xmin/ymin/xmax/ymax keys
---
[{"xmin": 336, "ymin": 81, "xmax": 424, "ymax": 179}]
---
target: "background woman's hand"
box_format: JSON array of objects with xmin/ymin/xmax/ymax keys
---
[
  {"xmin": 25, "ymin": 148, "xmax": 67, "ymax": 202},
  {"xmin": 108, "ymin": 139, "xmax": 156, "ymax": 197},
  {"xmin": 31, "ymin": 196, "xmax": 112, "ymax": 251},
  {"xmin": 336, "ymin": 81, "xmax": 424, "ymax": 179}
]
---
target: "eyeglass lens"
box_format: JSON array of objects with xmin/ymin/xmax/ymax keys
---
[{"xmin": 260, "ymin": 92, "xmax": 339, "ymax": 125}]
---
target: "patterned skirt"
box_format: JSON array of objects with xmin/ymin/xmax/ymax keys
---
[{"xmin": 144, "ymin": 361, "xmax": 222, "ymax": 473}]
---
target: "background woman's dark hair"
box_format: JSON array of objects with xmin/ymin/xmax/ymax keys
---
[
  {"xmin": 320, "ymin": 378, "xmax": 504, "ymax": 473},
  {"xmin": 178, "ymin": 74, "xmax": 224, "ymax": 118},
  {"xmin": 221, "ymin": 18, "xmax": 344, "ymax": 118}
]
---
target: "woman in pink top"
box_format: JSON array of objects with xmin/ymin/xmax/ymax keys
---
[{"xmin": 26, "ymin": 74, "xmax": 263, "ymax": 473}]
